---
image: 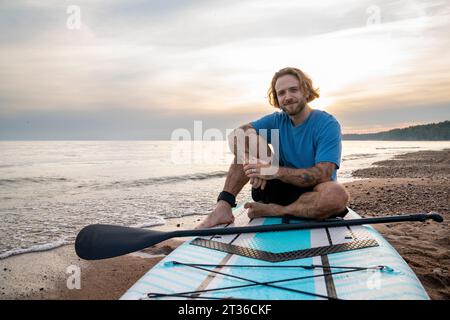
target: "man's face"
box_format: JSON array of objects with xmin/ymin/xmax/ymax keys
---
[{"xmin": 275, "ymin": 74, "xmax": 307, "ymax": 116}]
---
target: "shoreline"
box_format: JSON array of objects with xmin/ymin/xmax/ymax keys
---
[
  {"xmin": 0, "ymin": 214, "xmax": 205, "ymax": 300},
  {"xmin": 1, "ymin": 149, "xmax": 449, "ymax": 300}
]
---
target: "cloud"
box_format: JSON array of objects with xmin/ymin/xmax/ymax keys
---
[
  {"xmin": 0, "ymin": 0, "xmax": 449, "ymax": 138},
  {"xmin": 0, "ymin": 105, "xmax": 270, "ymax": 140}
]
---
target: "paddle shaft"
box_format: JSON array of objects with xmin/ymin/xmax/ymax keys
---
[
  {"xmin": 170, "ymin": 212, "xmax": 443, "ymax": 238},
  {"xmin": 75, "ymin": 212, "xmax": 443, "ymax": 260}
]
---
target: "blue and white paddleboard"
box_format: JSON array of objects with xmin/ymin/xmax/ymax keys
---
[{"xmin": 121, "ymin": 204, "xmax": 429, "ymax": 300}]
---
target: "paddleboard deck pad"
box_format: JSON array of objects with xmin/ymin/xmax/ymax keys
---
[{"xmin": 121, "ymin": 206, "xmax": 429, "ymax": 300}]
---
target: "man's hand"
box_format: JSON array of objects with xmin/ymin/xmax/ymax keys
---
[
  {"xmin": 243, "ymin": 160, "xmax": 279, "ymax": 180},
  {"xmin": 249, "ymin": 177, "xmax": 267, "ymax": 190}
]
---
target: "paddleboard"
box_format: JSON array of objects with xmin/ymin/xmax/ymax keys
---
[{"xmin": 120, "ymin": 204, "xmax": 429, "ymax": 300}]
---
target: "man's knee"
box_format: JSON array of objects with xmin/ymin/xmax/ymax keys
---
[{"xmin": 314, "ymin": 182, "xmax": 349, "ymax": 216}]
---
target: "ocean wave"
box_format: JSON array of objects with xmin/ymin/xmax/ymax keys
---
[
  {"xmin": 0, "ymin": 177, "xmax": 69, "ymax": 186},
  {"xmin": 106, "ymin": 171, "xmax": 228, "ymax": 189},
  {"xmin": 375, "ymin": 147, "xmax": 421, "ymax": 150},
  {"xmin": 131, "ymin": 216, "xmax": 166, "ymax": 228},
  {"xmin": 0, "ymin": 164, "xmax": 18, "ymax": 168},
  {"xmin": 0, "ymin": 218, "xmax": 169, "ymax": 259},
  {"xmin": 342, "ymin": 153, "xmax": 377, "ymax": 161},
  {"xmin": 0, "ymin": 238, "xmax": 70, "ymax": 260}
]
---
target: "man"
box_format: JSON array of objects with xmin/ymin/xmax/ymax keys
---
[{"xmin": 198, "ymin": 67, "xmax": 349, "ymax": 228}]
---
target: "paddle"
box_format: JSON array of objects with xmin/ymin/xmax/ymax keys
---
[{"xmin": 75, "ymin": 212, "xmax": 443, "ymax": 260}]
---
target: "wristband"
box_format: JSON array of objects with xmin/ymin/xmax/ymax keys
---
[{"xmin": 217, "ymin": 191, "xmax": 237, "ymax": 208}]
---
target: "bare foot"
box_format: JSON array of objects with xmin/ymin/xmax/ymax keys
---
[
  {"xmin": 197, "ymin": 201, "xmax": 235, "ymax": 229},
  {"xmin": 244, "ymin": 202, "xmax": 282, "ymax": 218}
]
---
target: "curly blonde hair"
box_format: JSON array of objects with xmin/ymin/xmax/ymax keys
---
[{"xmin": 267, "ymin": 67, "xmax": 320, "ymax": 108}]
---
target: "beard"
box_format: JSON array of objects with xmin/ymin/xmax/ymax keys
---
[{"xmin": 280, "ymin": 99, "xmax": 307, "ymax": 116}]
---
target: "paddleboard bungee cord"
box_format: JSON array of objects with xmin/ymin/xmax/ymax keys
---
[{"xmin": 145, "ymin": 262, "xmax": 395, "ymax": 300}]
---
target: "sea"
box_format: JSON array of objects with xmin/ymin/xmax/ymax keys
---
[{"xmin": 0, "ymin": 140, "xmax": 449, "ymax": 259}]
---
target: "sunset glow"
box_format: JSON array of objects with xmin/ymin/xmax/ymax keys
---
[{"xmin": 0, "ymin": 0, "xmax": 449, "ymax": 139}]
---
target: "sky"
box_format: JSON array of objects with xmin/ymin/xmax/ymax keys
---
[{"xmin": 0, "ymin": 0, "xmax": 449, "ymax": 139}]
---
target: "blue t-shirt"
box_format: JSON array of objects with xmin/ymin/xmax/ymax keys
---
[{"xmin": 251, "ymin": 110, "xmax": 342, "ymax": 181}]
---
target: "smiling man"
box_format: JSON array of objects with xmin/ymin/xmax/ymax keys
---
[{"xmin": 198, "ymin": 67, "xmax": 349, "ymax": 228}]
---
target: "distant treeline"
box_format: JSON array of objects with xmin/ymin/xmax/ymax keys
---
[{"xmin": 343, "ymin": 120, "xmax": 450, "ymax": 140}]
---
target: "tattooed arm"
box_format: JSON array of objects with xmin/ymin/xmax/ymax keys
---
[{"xmin": 276, "ymin": 162, "xmax": 336, "ymax": 188}]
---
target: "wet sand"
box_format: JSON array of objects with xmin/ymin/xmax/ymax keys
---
[{"xmin": 1, "ymin": 149, "xmax": 448, "ymax": 300}]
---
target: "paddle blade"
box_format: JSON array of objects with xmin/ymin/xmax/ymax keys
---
[
  {"xmin": 428, "ymin": 212, "xmax": 444, "ymax": 223},
  {"xmin": 75, "ymin": 224, "xmax": 170, "ymax": 260}
]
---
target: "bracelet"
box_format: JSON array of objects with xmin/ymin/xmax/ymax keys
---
[{"xmin": 217, "ymin": 191, "xmax": 237, "ymax": 208}]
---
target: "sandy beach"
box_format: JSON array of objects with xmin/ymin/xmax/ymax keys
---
[
  {"xmin": 1, "ymin": 149, "xmax": 448, "ymax": 300},
  {"xmin": 348, "ymin": 149, "xmax": 450, "ymax": 300}
]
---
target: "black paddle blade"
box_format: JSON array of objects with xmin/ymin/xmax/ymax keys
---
[
  {"xmin": 75, "ymin": 224, "xmax": 171, "ymax": 260},
  {"xmin": 428, "ymin": 212, "xmax": 444, "ymax": 223}
]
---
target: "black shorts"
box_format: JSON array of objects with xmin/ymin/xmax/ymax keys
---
[
  {"xmin": 251, "ymin": 179, "xmax": 313, "ymax": 206},
  {"xmin": 251, "ymin": 179, "xmax": 348, "ymax": 219}
]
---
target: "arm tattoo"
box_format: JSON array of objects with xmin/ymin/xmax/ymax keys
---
[
  {"xmin": 279, "ymin": 162, "xmax": 336, "ymax": 187},
  {"xmin": 302, "ymin": 173, "xmax": 316, "ymax": 184}
]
